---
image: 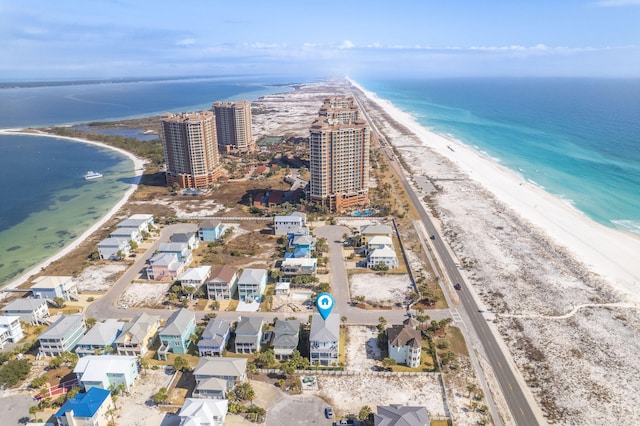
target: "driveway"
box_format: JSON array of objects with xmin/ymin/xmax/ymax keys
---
[
  {"xmin": 0, "ymin": 393, "xmax": 35, "ymax": 425},
  {"xmin": 267, "ymin": 394, "xmax": 334, "ymax": 426}
]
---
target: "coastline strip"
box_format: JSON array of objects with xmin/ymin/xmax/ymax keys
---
[{"xmin": 0, "ymin": 129, "xmax": 145, "ymax": 295}]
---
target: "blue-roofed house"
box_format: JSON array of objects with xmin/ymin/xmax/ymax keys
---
[
  {"xmin": 197, "ymin": 318, "xmax": 231, "ymax": 357},
  {"xmin": 55, "ymin": 387, "xmax": 114, "ymax": 426},
  {"xmin": 157, "ymin": 308, "xmax": 196, "ymax": 360},
  {"xmin": 288, "ymin": 234, "xmax": 315, "ymax": 258},
  {"xmin": 199, "ymin": 219, "xmax": 224, "ymax": 242}
]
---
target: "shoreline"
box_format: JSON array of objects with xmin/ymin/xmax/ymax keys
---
[
  {"xmin": 350, "ymin": 79, "xmax": 640, "ymax": 305},
  {"xmin": 0, "ymin": 129, "xmax": 145, "ymax": 295}
]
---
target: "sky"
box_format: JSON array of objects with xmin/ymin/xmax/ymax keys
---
[{"xmin": 1, "ymin": 0, "xmax": 639, "ymax": 80}]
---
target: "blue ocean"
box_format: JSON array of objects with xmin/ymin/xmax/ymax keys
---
[
  {"xmin": 358, "ymin": 78, "xmax": 640, "ymax": 234},
  {"xmin": 0, "ymin": 76, "xmax": 293, "ymax": 286}
]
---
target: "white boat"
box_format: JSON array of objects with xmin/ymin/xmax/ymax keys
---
[{"xmin": 84, "ymin": 171, "xmax": 103, "ymax": 180}]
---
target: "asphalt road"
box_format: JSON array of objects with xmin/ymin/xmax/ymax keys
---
[{"xmin": 353, "ymin": 92, "xmax": 540, "ymax": 425}]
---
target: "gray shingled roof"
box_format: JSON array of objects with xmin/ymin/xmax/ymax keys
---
[
  {"xmin": 235, "ymin": 316, "xmax": 263, "ymax": 336},
  {"xmin": 77, "ymin": 319, "xmax": 124, "ymax": 346},
  {"xmin": 39, "ymin": 315, "xmax": 84, "ymax": 339},
  {"xmin": 310, "ymin": 313, "xmax": 339, "ymax": 343},
  {"xmin": 194, "ymin": 357, "xmax": 247, "ymax": 377},
  {"xmin": 197, "ymin": 318, "xmax": 231, "ymax": 349},
  {"xmin": 161, "ymin": 308, "xmax": 195, "ymax": 336},
  {"xmin": 115, "ymin": 313, "xmax": 159, "ymax": 345},
  {"xmin": 3, "ymin": 298, "xmax": 49, "ymax": 312},
  {"xmin": 387, "ymin": 325, "xmax": 421, "ymax": 349},
  {"xmin": 374, "ymin": 404, "xmax": 430, "ymax": 426},
  {"xmin": 238, "ymin": 268, "xmax": 267, "ymax": 285}
]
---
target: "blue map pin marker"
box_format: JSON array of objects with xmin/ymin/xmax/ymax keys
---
[{"xmin": 315, "ymin": 292, "xmax": 334, "ymax": 320}]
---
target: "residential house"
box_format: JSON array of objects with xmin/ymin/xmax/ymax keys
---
[
  {"xmin": 128, "ymin": 213, "xmax": 155, "ymax": 229},
  {"xmin": 115, "ymin": 312, "xmax": 160, "ymax": 356},
  {"xmin": 281, "ymin": 258, "xmax": 317, "ymax": 276},
  {"xmin": 273, "ymin": 319, "xmax": 300, "ymax": 360},
  {"xmin": 234, "ymin": 316, "xmax": 263, "ymax": 354},
  {"xmin": 0, "ymin": 316, "xmax": 24, "ymax": 349},
  {"xmin": 179, "ymin": 266, "xmax": 211, "ymax": 292},
  {"xmin": 31, "ymin": 276, "xmax": 78, "ymax": 302},
  {"xmin": 116, "ymin": 217, "xmax": 151, "ymax": 235},
  {"xmin": 158, "ymin": 242, "xmax": 193, "ymax": 265},
  {"xmin": 54, "ymin": 387, "xmax": 114, "ymax": 426},
  {"xmin": 309, "ymin": 312, "xmax": 340, "ymax": 366},
  {"xmin": 237, "ymin": 268, "xmax": 268, "ymax": 302},
  {"xmin": 366, "ymin": 235, "xmax": 393, "ymax": 254},
  {"xmin": 157, "ymin": 308, "xmax": 196, "ymax": 360},
  {"xmin": 38, "ymin": 314, "xmax": 86, "ymax": 358},
  {"xmin": 273, "ymin": 212, "xmax": 307, "ymax": 235},
  {"xmin": 360, "ymin": 223, "xmax": 394, "ymax": 244},
  {"xmin": 374, "ymin": 404, "xmax": 430, "ymax": 426},
  {"xmin": 193, "ymin": 357, "xmax": 247, "ymax": 394},
  {"xmin": 146, "ymin": 253, "xmax": 185, "ymax": 281},
  {"xmin": 286, "ymin": 225, "xmax": 310, "ymax": 239},
  {"xmin": 206, "ymin": 265, "xmax": 239, "ymax": 300},
  {"xmin": 2, "ymin": 298, "xmax": 50, "ymax": 325},
  {"xmin": 97, "ymin": 237, "xmax": 131, "ymax": 260},
  {"xmin": 171, "ymin": 232, "xmax": 200, "ymax": 250},
  {"xmin": 178, "ymin": 398, "xmax": 228, "ymax": 426},
  {"xmin": 197, "ymin": 318, "xmax": 231, "ymax": 357},
  {"xmin": 274, "ymin": 281, "xmax": 291, "ymax": 295},
  {"xmin": 74, "ymin": 355, "xmax": 139, "ymax": 392},
  {"xmin": 75, "ymin": 319, "xmax": 124, "ymax": 357},
  {"xmin": 287, "ymin": 234, "xmax": 316, "ymax": 258},
  {"xmin": 387, "ymin": 324, "xmax": 422, "ymax": 368},
  {"xmin": 367, "ymin": 246, "xmax": 399, "ymax": 270},
  {"xmin": 109, "ymin": 227, "xmax": 142, "ymax": 244},
  {"xmin": 198, "ymin": 220, "xmax": 224, "ymax": 242}
]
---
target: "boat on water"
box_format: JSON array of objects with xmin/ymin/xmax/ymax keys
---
[{"xmin": 83, "ymin": 171, "xmax": 103, "ymax": 180}]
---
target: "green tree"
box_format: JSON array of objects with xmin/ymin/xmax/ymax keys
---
[
  {"xmin": 254, "ymin": 349, "xmax": 275, "ymax": 368},
  {"xmin": 382, "ymin": 357, "xmax": 397, "ymax": 370},
  {"xmin": 153, "ymin": 387, "xmax": 169, "ymax": 404},
  {"xmin": 29, "ymin": 405, "xmax": 39, "ymax": 419},
  {"xmin": 0, "ymin": 358, "xmax": 31, "ymax": 387},
  {"xmin": 173, "ymin": 356, "xmax": 190, "ymax": 372},
  {"xmin": 53, "ymin": 297, "xmax": 66, "ymax": 308},
  {"xmin": 358, "ymin": 405, "xmax": 372, "ymax": 421},
  {"xmin": 235, "ymin": 382, "xmax": 255, "ymax": 403}
]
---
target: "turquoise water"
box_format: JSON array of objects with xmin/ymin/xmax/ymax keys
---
[
  {"xmin": 0, "ymin": 77, "xmax": 293, "ymax": 286},
  {"xmin": 357, "ymin": 78, "xmax": 640, "ymax": 234}
]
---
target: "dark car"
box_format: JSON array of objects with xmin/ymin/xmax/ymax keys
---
[
  {"xmin": 454, "ymin": 283, "xmax": 462, "ymax": 290},
  {"xmin": 325, "ymin": 407, "xmax": 334, "ymax": 419},
  {"xmin": 429, "ymin": 235, "xmax": 436, "ymax": 240}
]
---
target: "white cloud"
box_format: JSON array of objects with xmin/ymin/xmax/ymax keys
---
[
  {"xmin": 339, "ymin": 40, "xmax": 355, "ymax": 49},
  {"xmin": 176, "ymin": 38, "xmax": 196, "ymax": 46}
]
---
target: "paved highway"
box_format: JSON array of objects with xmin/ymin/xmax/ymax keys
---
[{"xmin": 353, "ymin": 91, "xmax": 541, "ymax": 425}]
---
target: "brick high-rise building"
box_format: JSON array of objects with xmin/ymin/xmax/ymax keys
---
[
  {"xmin": 160, "ymin": 111, "xmax": 222, "ymax": 189},
  {"xmin": 212, "ymin": 100, "xmax": 254, "ymax": 153},
  {"xmin": 308, "ymin": 97, "xmax": 370, "ymax": 212}
]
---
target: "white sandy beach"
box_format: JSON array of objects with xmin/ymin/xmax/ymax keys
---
[
  {"xmin": 351, "ymin": 80, "xmax": 640, "ymax": 305},
  {"xmin": 0, "ymin": 129, "xmax": 145, "ymax": 295}
]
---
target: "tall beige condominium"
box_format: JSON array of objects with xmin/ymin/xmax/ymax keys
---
[
  {"xmin": 309, "ymin": 97, "xmax": 370, "ymax": 212},
  {"xmin": 160, "ymin": 111, "xmax": 221, "ymax": 189},
  {"xmin": 212, "ymin": 100, "xmax": 254, "ymax": 153}
]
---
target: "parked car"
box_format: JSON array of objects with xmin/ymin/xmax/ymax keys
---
[{"xmin": 325, "ymin": 407, "xmax": 334, "ymax": 419}]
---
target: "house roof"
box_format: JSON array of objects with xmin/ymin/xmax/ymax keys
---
[
  {"xmin": 238, "ymin": 268, "xmax": 268, "ymax": 285},
  {"xmin": 194, "ymin": 357, "xmax": 247, "ymax": 377},
  {"xmin": 97, "ymin": 237, "xmax": 130, "ymax": 247},
  {"xmin": 282, "ymin": 258, "xmax": 317, "ymax": 267},
  {"xmin": 110, "ymin": 228, "xmax": 137, "ymax": 237},
  {"xmin": 77, "ymin": 319, "xmax": 124, "ymax": 346},
  {"xmin": 387, "ymin": 325, "xmax": 422, "ymax": 349},
  {"xmin": 171, "ymin": 232, "xmax": 197, "ymax": 243},
  {"xmin": 149, "ymin": 253, "xmax": 179, "ymax": 266},
  {"xmin": 117, "ymin": 218, "xmax": 147, "ymax": 228},
  {"xmin": 128, "ymin": 213, "xmax": 154, "ymax": 222},
  {"xmin": 199, "ymin": 219, "xmax": 221, "ymax": 229},
  {"xmin": 274, "ymin": 214, "xmax": 304, "ymax": 223},
  {"xmin": 275, "ymin": 319, "xmax": 300, "ymax": 336},
  {"xmin": 0, "ymin": 315, "xmax": 20, "ymax": 325},
  {"xmin": 209, "ymin": 265, "xmax": 238, "ymax": 283},
  {"xmin": 3, "ymin": 298, "xmax": 48, "ymax": 312},
  {"xmin": 115, "ymin": 313, "xmax": 159, "ymax": 345},
  {"xmin": 55, "ymin": 387, "xmax": 111, "ymax": 419},
  {"xmin": 196, "ymin": 377, "xmax": 228, "ymax": 392},
  {"xmin": 369, "ymin": 246, "xmax": 397, "ymax": 259},
  {"xmin": 292, "ymin": 235, "xmax": 315, "ymax": 246},
  {"xmin": 158, "ymin": 242, "xmax": 189, "ymax": 252},
  {"xmin": 198, "ymin": 318, "xmax": 230, "ymax": 349},
  {"xmin": 368, "ymin": 235, "xmax": 393, "ymax": 246},
  {"xmin": 160, "ymin": 308, "xmax": 195, "ymax": 337},
  {"xmin": 180, "ymin": 266, "xmax": 211, "ymax": 282},
  {"xmin": 374, "ymin": 404, "xmax": 430, "ymax": 426},
  {"xmin": 31, "ymin": 275, "xmax": 72, "ymax": 289},
  {"xmin": 40, "ymin": 315, "xmax": 84, "ymax": 340},
  {"xmin": 310, "ymin": 313, "xmax": 340, "ymax": 343},
  {"xmin": 179, "ymin": 398, "xmax": 228, "ymax": 423},
  {"xmin": 275, "ymin": 281, "xmax": 291, "ymax": 291},
  {"xmin": 235, "ymin": 316, "xmax": 263, "ymax": 336},
  {"xmin": 361, "ymin": 224, "xmax": 393, "ymax": 236},
  {"xmin": 286, "ymin": 226, "xmax": 309, "ymax": 236},
  {"xmin": 74, "ymin": 355, "xmax": 137, "ymax": 383}
]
